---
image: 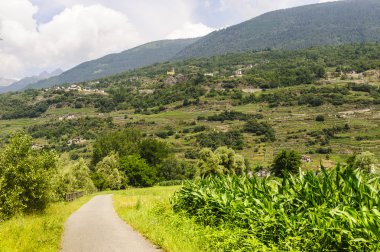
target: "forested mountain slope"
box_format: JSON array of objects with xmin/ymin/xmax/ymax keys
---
[
  {"xmin": 27, "ymin": 38, "xmax": 198, "ymax": 89},
  {"xmin": 175, "ymin": 0, "xmax": 380, "ymax": 58}
]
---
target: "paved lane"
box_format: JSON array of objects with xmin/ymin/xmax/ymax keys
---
[{"xmin": 61, "ymin": 195, "xmax": 160, "ymax": 252}]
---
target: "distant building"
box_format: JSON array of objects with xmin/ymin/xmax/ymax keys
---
[
  {"xmin": 235, "ymin": 69, "xmax": 243, "ymax": 77},
  {"xmin": 67, "ymin": 138, "xmax": 86, "ymax": 146},
  {"xmin": 302, "ymin": 155, "xmax": 312, "ymax": 163},
  {"xmin": 167, "ymin": 68, "xmax": 175, "ymax": 76},
  {"xmin": 67, "ymin": 85, "xmax": 82, "ymax": 91},
  {"xmin": 204, "ymin": 73, "xmax": 214, "ymax": 77},
  {"xmin": 256, "ymin": 170, "xmax": 271, "ymax": 178},
  {"xmin": 59, "ymin": 114, "xmax": 76, "ymax": 121},
  {"xmin": 31, "ymin": 143, "xmax": 42, "ymax": 150}
]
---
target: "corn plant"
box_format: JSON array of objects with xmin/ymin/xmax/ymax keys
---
[{"xmin": 171, "ymin": 166, "xmax": 380, "ymax": 251}]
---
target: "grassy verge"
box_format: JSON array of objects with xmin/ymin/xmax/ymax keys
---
[
  {"xmin": 0, "ymin": 196, "xmax": 92, "ymax": 252},
  {"xmin": 113, "ymin": 187, "xmax": 264, "ymax": 252},
  {"xmin": 113, "ymin": 186, "xmax": 203, "ymax": 252}
]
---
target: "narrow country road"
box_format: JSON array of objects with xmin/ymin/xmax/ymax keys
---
[{"xmin": 61, "ymin": 195, "xmax": 161, "ymax": 252}]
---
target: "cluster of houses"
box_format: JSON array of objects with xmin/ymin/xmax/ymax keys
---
[
  {"xmin": 59, "ymin": 114, "xmax": 76, "ymax": 121},
  {"xmin": 53, "ymin": 85, "xmax": 105, "ymax": 94},
  {"xmin": 230, "ymin": 64, "xmax": 254, "ymax": 78},
  {"xmin": 302, "ymin": 155, "xmax": 312, "ymax": 163},
  {"xmin": 167, "ymin": 64, "xmax": 255, "ymax": 78},
  {"xmin": 67, "ymin": 137, "xmax": 86, "ymax": 146}
]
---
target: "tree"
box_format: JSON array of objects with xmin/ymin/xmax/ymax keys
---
[
  {"xmin": 71, "ymin": 159, "xmax": 96, "ymax": 193},
  {"xmin": 244, "ymin": 120, "xmax": 276, "ymax": 142},
  {"xmin": 91, "ymin": 129, "xmax": 141, "ymax": 167},
  {"xmin": 157, "ymin": 158, "xmax": 195, "ymax": 181},
  {"xmin": 119, "ymin": 155, "xmax": 156, "ymax": 187},
  {"xmin": 272, "ymin": 150, "xmax": 301, "ymax": 177},
  {"xmin": 94, "ymin": 153, "xmax": 125, "ymax": 190},
  {"xmin": 139, "ymin": 139, "xmax": 170, "ymax": 167},
  {"xmin": 0, "ymin": 133, "xmax": 57, "ymax": 219},
  {"xmin": 353, "ymin": 151, "xmax": 378, "ymax": 173},
  {"xmin": 197, "ymin": 147, "xmax": 246, "ymax": 177}
]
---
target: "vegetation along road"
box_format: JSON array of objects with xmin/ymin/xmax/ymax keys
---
[{"xmin": 61, "ymin": 194, "xmax": 160, "ymax": 252}]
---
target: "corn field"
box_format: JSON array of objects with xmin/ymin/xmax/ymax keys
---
[{"xmin": 171, "ymin": 166, "xmax": 380, "ymax": 251}]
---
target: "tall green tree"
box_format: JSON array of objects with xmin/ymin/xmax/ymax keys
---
[
  {"xmin": 197, "ymin": 147, "xmax": 246, "ymax": 177},
  {"xmin": 94, "ymin": 153, "xmax": 125, "ymax": 190},
  {"xmin": 71, "ymin": 159, "xmax": 96, "ymax": 193},
  {"xmin": 119, "ymin": 155, "xmax": 156, "ymax": 187},
  {"xmin": 91, "ymin": 129, "xmax": 141, "ymax": 167},
  {"xmin": 0, "ymin": 133, "xmax": 57, "ymax": 219}
]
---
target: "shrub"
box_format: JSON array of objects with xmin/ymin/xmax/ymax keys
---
[
  {"xmin": 353, "ymin": 151, "xmax": 378, "ymax": 173},
  {"xmin": 271, "ymin": 150, "xmax": 301, "ymax": 177},
  {"xmin": 315, "ymin": 115, "xmax": 325, "ymax": 121},
  {"xmin": 243, "ymin": 120, "xmax": 276, "ymax": 142},
  {"xmin": 197, "ymin": 131, "xmax": 244, "ymax": 150}
]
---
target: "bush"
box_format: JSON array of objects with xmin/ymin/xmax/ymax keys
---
[
  {"xmin": 271, "ymin": 150, "xmax": 301, "ymax": 177},
  {"xmin": 197, "ymin": 131, "xmax": 244, "ymax": 150},
  {"xmin": 315, "ymin": 115, "xmax": 325, "ymax": 121},
  {"xmin": 0, "ymin": 133, "xmax": 57, "ymax": 219},
  {"xmin": 156, "ymin": 180, "xmax": 184, "ymax": 186},
  {"xmin": 243, "ymin": 120, "xmax": 276, "ymax": 142},
  {"xmin": 207, "ymin": 111, "xmax": 263, "ymax": 122},
  {"xmin": 353, "ymin": 151, "xmax": 378, "ymax": 173},
  {"xmin": 316, "ymin": 147, "xmax": 333, "ymax": 154}
]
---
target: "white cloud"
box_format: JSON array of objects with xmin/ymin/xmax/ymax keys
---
[
  {"xmin": 166, "ymin": 22, "xmax": 215, "ymax": 39},
  {"xmin": 1, "ymin": 0, "xmax": 338, "ymax": 79},
  {"xmin": 0, "ymin": 1, "xmax": 141, "ymax": 78}
]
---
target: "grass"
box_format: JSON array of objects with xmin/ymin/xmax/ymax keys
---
[
  {"xmin": 113, "ymin": 186, "xmax": 240, "ymax": 252},
  {"xmin": 0, "ymin": 196, "xmax": 92, "ymax": 252}
]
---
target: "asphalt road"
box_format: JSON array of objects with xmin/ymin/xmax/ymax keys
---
[{"xmin": 61, "ymin": 194, "xmax": 161, "ymax": 252}]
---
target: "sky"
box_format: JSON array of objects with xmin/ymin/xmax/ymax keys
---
[{"xmin": 0, "ymin": 0, "xmax": 338, "ymax": 80}]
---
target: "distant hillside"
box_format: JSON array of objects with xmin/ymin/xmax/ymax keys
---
[
  {"xmin": 27, "ymin": 38, "xmax": 198, "ymax": 90},
  {"xmin": 0, "ymin": 69, "xmax": 63, "ymax": 93},
  {"xmin": 175, "ymin": 0, "xmax": 380, "ymax": 59}
]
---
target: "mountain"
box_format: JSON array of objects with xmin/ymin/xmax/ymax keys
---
[
  {"xmin": 25, "ymin": 0, "xmax": 380, "ymax": 90},
  {"xmin": 0, "ymin": 69, "xmax": 63, "ymax": 93},
  {"xmin": 175, "ymin": 0, "xmax": 380, "ymax": 59},
  {"xmin": 27, "ymin": 38, "xmax": 199, "ymax": 90},
  {"xmin": 0, "ymin": 78, "xmax": 16, "ymax": 87}
]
